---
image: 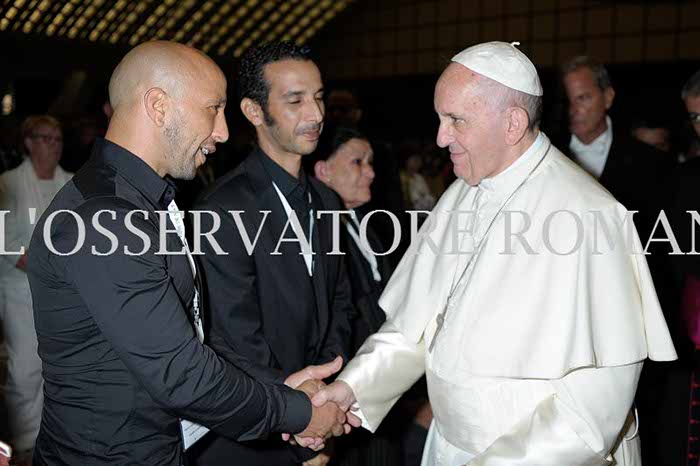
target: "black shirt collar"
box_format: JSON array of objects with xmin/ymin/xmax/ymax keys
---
[
  {"xmin": 256, "ymin": 146, "xmax": 308, "ymax": 200},
  {"xmin": 94, "ymin": 138, "xmax": 176, "ymax": 208}
]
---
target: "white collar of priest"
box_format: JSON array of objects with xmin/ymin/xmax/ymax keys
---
[{"xmin": 478, "ymin": 130, "xmax": 544, "ymax": 194}]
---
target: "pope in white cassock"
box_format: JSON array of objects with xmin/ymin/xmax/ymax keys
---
[{"xmin": 309, "ymin": 42, "xmax": 678, "ymax": 466}]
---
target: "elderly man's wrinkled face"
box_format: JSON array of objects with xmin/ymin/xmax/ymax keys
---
[
  {"xmin": 164, "ymin": 62, "xmax": 228, "ymax": 180},
  {"xmin": 564, "ymin": 67, "xmax": 614, "ymax": 144},
  {"xmin": 26, "ymin": 124, "xmax": 63, "ymax": 168},
  {"xmin": 259, "ymin": 59, "xmax": 324, "ymax": 159},
  {"xmin": 434, "ymin": 64, "xmax": 507, "ymax": 186},
  {"xmin": 323, "ymin": 138, "xmax": 375, "ymax": 209},
  {"xmin": 685, "ymin": 94, "xmax": 700, "ymax": 138}
]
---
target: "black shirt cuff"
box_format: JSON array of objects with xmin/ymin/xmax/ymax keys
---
[{"xmin": 276, "ymin": 386, "xmax": 312, "ymax": 434}]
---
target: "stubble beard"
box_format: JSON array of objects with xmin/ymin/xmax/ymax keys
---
[
  {"xmin": 263, "ymin": 108, "xmax": 318, "ymax": 157},
  {"xmin": 164, "ymin": 111, "xmax": 198, "ymax": 181}
]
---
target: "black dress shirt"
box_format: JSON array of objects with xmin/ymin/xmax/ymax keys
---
[
  {"xmin": 259, "ymin": 151, "xmax": 314, "ymax": 239},
  {"xmin": 27, "ymin": 139, "xmax": 310, "ymax": 466}
]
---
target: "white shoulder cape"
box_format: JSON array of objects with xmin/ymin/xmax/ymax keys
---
[{"xmin": 379, "ymin": 133, "xmax": 677, "ymax": 378}]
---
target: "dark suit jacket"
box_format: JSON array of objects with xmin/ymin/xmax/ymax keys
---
[
  {"xmin": 194, "ymin": 148, "xmax": 353, "ymax": 465},
  {"xmin": 666, "ymin": 157, "xmax": 700, "ymax": 361},
  {"xmin": 340, "ymin": 213, "xmax": 392, "ymax": 353},
  {"xmin": 669, "ymin": 158, "xmax": 700, "ymax": 277}
]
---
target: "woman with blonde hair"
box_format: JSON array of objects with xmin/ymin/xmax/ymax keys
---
[{"xmin": 0, "ymin": 115, "xmax": 71, "ymax": 465}]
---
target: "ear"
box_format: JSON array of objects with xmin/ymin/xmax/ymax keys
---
[
  {"xmin": 24, "ymin": 137, "xmax": 34, "ymax": 154},
  {"xmin": 603, "ymin": 86, "xmax": 615, "ymax": 110},
  {"xmin": 240, "ymin": 97, "xmax": 265, "ymax": 127},
  {"xmin": 504, "ymin": 107, "xmax": 529, "ymax": 146},
  {"xmin": 144, "ymin": 87, "xmax": 167, "ymax": 127},
  {"xmin": 314, "ymin": 160, "xmax": 331, "ymax": 182}
]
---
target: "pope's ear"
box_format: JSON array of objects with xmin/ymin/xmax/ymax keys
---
[
  {"xmin": 240, "ymin": 98, "xmax": 265, "ymax": 127},
  {"xmin": 504, "ymin": 106, "xmax": 529, "ymax": 145}
]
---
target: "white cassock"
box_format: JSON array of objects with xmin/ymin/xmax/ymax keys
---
[
  {"xmin": 338, "ymin": 132, "xmax": 677, "ymax": 466},
  {"xmin": 0, "ymin": 158, "xmax": 71, "ymax": 451}
]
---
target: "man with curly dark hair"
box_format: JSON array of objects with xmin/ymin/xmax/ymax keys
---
[{"xmin": 193, "ymin": 42, "xmax": 355, "ymax": 466}]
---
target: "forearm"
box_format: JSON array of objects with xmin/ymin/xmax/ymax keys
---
[
  {"xmin": 190, "ymin": 357, "xmax": 312, "ymax": 441},
  {"xmin": 338, "ymin": 320, "xmax": 426, "ymax": 432}
]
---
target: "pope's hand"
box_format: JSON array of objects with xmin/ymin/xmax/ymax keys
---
[
  {"xmin": 312, "ymin": 380, "xmax": 362, "ymax": 430},
  {"xmin": 311, "ymin": 380, "xmax": 356, "ymax": 412}
]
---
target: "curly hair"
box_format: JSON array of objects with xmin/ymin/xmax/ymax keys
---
[{"xmin": 238, "ymin": 41, "xmax": 313, "ymax": 123}]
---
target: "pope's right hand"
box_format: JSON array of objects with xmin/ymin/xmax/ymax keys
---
[
  {"xmin": 311, "ymin": 380, "xmax": 356, "ymax": 413},
  {"xmin": 312, "ymin": 381, "xmax": 362, "ymax": 430}
]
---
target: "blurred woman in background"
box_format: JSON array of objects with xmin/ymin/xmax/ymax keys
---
[
  {"xmin": 314, "ymin": 127, "xmax": 429, "ymax": 466},
  {"xmin": 0, "ymin": 115, "xmax": 71, "ymax": 465}
]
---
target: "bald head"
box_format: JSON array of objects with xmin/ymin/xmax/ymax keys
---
[
  {"xmin": 105, "ymin": 41, "xmax": 229, "ymax": 180},
  {"xmin": 108, "ymin": 41, "xmax": 222, "ymax": 111}
]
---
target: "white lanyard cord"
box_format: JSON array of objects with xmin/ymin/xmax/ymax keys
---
[{"xmin": 272, "ymin": 181, "xmax": 314, "ymax": 276}]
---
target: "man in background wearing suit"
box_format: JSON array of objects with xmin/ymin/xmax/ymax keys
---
[
  {"xmin": 560, "ymin": 56, "xmax": 675, "ymax": 241},
  {"xmin": 193, "ymin": 41, "xmax": 354, "ymax": 466},
  {"xmin": 561, "ymin": 55, "xmax": 678, "ymax": 466}
]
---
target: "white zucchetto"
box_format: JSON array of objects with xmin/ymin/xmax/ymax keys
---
[{"xmin": 451, "ymin": 41, "xmax": 543, "ymax": 96}]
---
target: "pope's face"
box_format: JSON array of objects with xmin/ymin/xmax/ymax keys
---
[{"xmin": 434, "ymin": 64, "xmax": 508, "ymax": 186}]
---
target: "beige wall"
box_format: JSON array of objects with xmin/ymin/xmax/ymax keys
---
[{"xmin": 316, "ymin": 0, "xmax": 700, "ymax": 79}]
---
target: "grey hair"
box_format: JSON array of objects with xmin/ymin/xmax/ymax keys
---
[
  {"xmin": 478, "ymin": 76, "xmax": 542, "ymax": 130},
  {"xmin": 682, "ymin": 69, "xmax": 700, "ymax": 100},
  {"xmin": 505, "ymin": 87, "xmax": 543, "ymax": 131},
  {"xmin": 561, "ymin": 55, "xmax": 612, "ymax": 91}
]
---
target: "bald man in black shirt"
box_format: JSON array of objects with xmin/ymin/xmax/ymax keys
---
[{"xmin": 26, "ymin": 41, "xmax": 347, "ymax": 466}]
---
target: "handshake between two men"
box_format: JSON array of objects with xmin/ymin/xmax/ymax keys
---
[{"xmin": 282, "ymin": 356, "xmax": 362, "ymax": 451}]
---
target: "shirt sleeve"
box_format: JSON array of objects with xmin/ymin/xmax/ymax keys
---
[
  {"xmin": 338, "ymin": 320, "xmax": 426, "ymax": 432},
  {"xmin": 53, "ymin": 198, "xmax": 311, "ymax": 440},
  {"xmin": 466, "ymin": 362, "xmax": 643, "ymax": 466}
]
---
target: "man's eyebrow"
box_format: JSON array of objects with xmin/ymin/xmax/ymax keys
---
[{"xmin": 282, "ymin": 90, "xmax": 305, "ymax": 99}]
